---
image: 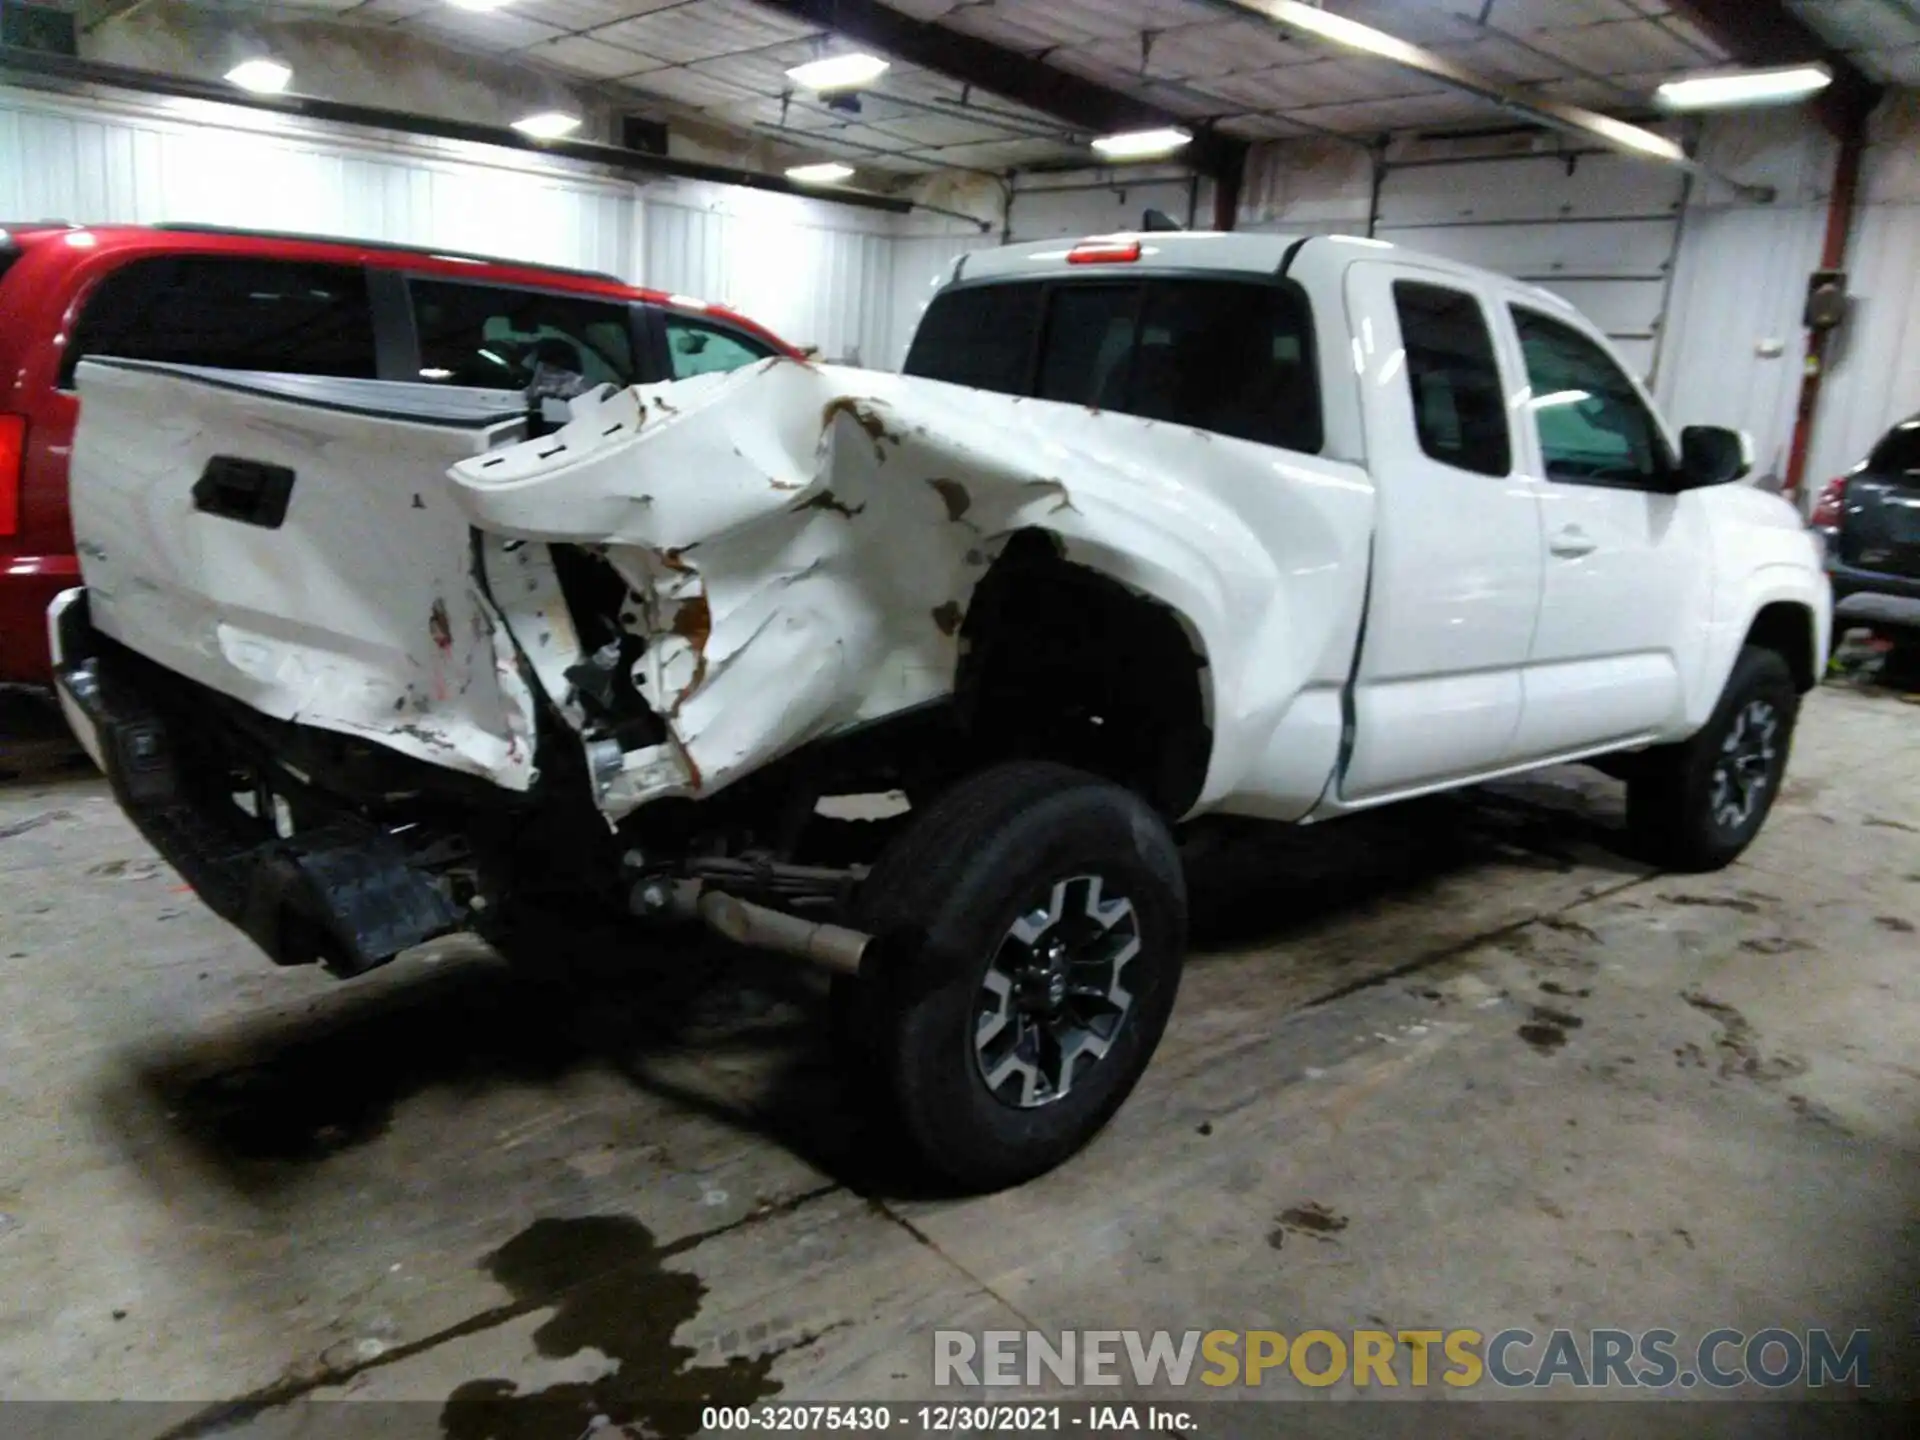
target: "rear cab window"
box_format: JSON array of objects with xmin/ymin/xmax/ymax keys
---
[
  {"xmin": 905, "ymin": 275, "xmax": 1322, "ymax": 453},
  {"xmin": 62, "ymin": 256, "xmax": 378, "ymax": 386},
  {"xmin": 410, "ymin": 279, "xmax": 636, "ymax": 389}
]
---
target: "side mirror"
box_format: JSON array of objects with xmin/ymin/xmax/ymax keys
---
[{"xmin": 1679, "ymin": 425, "xmax": 1753, "ymax": 489}]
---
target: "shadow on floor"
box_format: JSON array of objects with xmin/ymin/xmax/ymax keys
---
[
  {"xmin": 100, "ymin": 771, "xmax": 1646, "ymax": 1203},
  {"xmin": 0, "ymin": 689, "xmax": 91, "ymax": 787}
]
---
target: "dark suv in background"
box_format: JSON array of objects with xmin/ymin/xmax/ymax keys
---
[
  {"xmin": 1812, "ymin": 416, "xmax": 1920, "ymax": 637},
  {"xmin": 0, "ymin": 221, "xmax": 795, "ymax": 687}
]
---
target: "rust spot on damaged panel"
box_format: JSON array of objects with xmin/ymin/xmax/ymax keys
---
[
  {"xmin": 429, "ymin": 599, "xmax": 453, "ymax": 653},
  {"xmin": 670, "ymin": 595, "xmax": 711, "ymax": 652},
  {"xmin": 931, "ymin": 601, "xmax": 964, "ymax": 636},
  {"xmin": 821, "ymin": 396, "xmax": 898, "ymax": 462},
  {"xmin": 927, "ymin": 478, "xmax": 971, "ymax": 522},
  {"xmin": 668, "ymin": 595, "xmax": 712, "ymax": 714},
  {"xmin": 796, "ymin": 490, "xmax": 865, "ymax": 519}
]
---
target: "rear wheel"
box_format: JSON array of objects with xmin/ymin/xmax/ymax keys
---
[
  {"xmin": 1627, "ymin": 645, "xmax": 1799, "ymax": 872},
  {"xmin": 847, "ymin": 762, "xmax": 1187, "ymax": 1191}
]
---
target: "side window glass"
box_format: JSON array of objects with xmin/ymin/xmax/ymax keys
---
[
  {"xmin": 411, "ymin": 280, "xmax": 634, "ymax": 389},
  {"xmin": 63, "ymin": 257, "xmax": 376, "ymax": 386},
  {"xmin": 1512, "ymin": 307, "xmax": 1669, "ymax": 489},
  {"xmin": 664, "ymin": 316, "xmax": 773, "ymax": 379},
  {"xmin": 1392, "ymin": 281, "xmax": 1511, "ymax": 478}
]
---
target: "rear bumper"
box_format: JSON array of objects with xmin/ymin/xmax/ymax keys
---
[
  {"xmin": 50, "ymin": 590, "xmax": 465, "ymax": 975},
  {"xmin": 1, "ymin": 554, "xmax": 80, "ymax": 684}
]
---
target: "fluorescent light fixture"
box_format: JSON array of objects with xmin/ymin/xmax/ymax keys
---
[
  {"xmin": 445, "ymin": 0, "xmax": 516, "ymax": 10},
  {"xmin": 1583, "ymin": 113, "xmax": 1686, "ymax": 162},
  {"xmin": 225, "ymin": 58, "xmax": 291, "ymax": 94},
  {"xmin": 1091, "ymin": 127, "xmax": 1192, "ymax": 160},
  {"xmin": 1252, "ymin": 0, "xmax": 1428, "ymax": 68},
  {"xmin": 511, "ymin": 111, "xmax": 581, "ymax": 140},
  {"xmin": 785, "ymin": 53, "xmax": 890, "ymax": 92},
  {"xmin": 1656, "ymin": 63, "xmax": 1832, "ymax": 111},
  {"xmin": 787, "ymin": 161, "xmax": 856, "ymax": 185}
]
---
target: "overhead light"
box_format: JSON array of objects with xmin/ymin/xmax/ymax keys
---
[
  {"xmin": 1583, "ymin": 113, "xmax": 1686, "ymax": 162},
  {"xmin": 1091, "ymin": 127, "xmax": 1193, "ymax": 160},
  {"xmin": 225, "ymin": 58, "xmax": 291, "ymax": 94},
  {"xmin": 1656, "ymin": 63, "xmax": 1833, "ymax": 111},
  {"xmin": 445, "ymin": 0, "xmax": 516, "ymax": 10},
  {"xmin": 785, "ymin": 53, "xmax": 890, "ymax": 92},
  {"xmin": 786, "ymin": 162, "xmax": 856, "ymax": 185},
  {"xmin": 512, "ymin": 111, "xmax": 582, "ymax": 140},
  {"xmin": 1241, "ymin": 0, "xmax": 1427, "ymax": 67}
]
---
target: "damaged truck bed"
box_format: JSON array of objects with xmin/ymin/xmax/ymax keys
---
[{"xmin": 68, "ymin": 353, "xmax": 1374, "ymax": 825}]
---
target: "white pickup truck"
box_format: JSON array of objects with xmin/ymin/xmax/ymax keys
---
[{"xmin": 51, "ymin": 232, "xmax": 1830, "ymax": 1190}]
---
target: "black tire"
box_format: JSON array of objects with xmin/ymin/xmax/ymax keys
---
[
  {"xmin": 846, "ymin": 761, "xmax": 1187, "ymax": 1192},
  {"xmin": 1627, "ymin": 645, "xmax": 1799, "ymax": 873}
]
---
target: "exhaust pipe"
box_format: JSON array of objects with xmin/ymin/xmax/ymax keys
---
[{"xmin": 695, "ymin": 891, "xmax": 870, "ymax": 976}]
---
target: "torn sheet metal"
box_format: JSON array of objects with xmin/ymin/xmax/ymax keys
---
[
  {"xmin": 69, "ymin": 361, "xmax": 541, "ymax": 789},
  {"xmin": 451, "ymin": 358, "xmax": 1377, "ymax": 820}
]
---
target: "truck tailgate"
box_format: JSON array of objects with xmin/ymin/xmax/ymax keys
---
[{"xmin": 68, "ymin": 359, "xmax": 539, "ymax": 789}]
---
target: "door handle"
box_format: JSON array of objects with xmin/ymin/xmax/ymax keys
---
[{"xmin": 1549, "ymin": 525, "xmax": 1597, "ymax": 558}]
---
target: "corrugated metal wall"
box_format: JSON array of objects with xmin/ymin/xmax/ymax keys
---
[
  {"xmin": 1659, "ymin": 98, "xmax": 1920, "ymax": 491},
  {"xmin": 884, "ymin": 230, "xmax": 995, "ymax": 369},
  {"xmin": 0, "ymin": 86, "xmax": 636, "ymax": 275},
  {"xmin": 638, "ymin": 180, "xmax": 897, "ymax": 366},
  {"xmin": 0, "ymin": 82, "xmax": 904, "ymax": 366},
  {"xmin": 1804, "ymin": 94, "xmax": 1920, "ymax": 486}
]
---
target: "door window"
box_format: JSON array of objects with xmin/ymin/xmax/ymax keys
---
[
  {"xmin": 411, "ymin": 279, "xmax": 635, "ymax": 389},
  {"xmin": 663, "ymin": 316, "xmax": 775, "ymax": 379},
  {"xmin": 63, "ymin": 257, "xmax": 377, "ymax": 385},
  {"xmin": 1512, "ymin": 307, "xmax": 1670, "ymax": 489},
  {"xmin": 1392, "ymin": 281, "xmax": 1511, "ymax": 478}
]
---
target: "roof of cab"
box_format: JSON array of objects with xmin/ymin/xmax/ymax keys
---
[{"xmin": 949, "ymin": 230, "xmax": 1582, "ymax": 318}]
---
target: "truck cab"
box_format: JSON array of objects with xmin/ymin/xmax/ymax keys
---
[{"xmin": 905, "ymin": 232, "xmax": 1830, "ymax": 832}]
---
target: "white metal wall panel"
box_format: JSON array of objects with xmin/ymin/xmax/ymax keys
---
[
  {"xmin": 1805, "ymin": 199, "xmax": 1920, "ymax": 485},
  {"xmin": 639, "ymin": 186, "xmax": 897, "ymax": 366},
  {"xmin": 886, "ymin": 231, "xmax": 997, "ymax": 368},
  {"xmin": 1008, "ymin": 177, "xmax": 1201, "ymax": 242},
  {"xmin": 0, "ymin": 86, "xmax": 635, "ymax": 276},
  {"xmin": 1376, "ymin": 153, "xmax": 1687, "ymax": 380},
  {"xmin": 1658, "ymin": 98, "xmax": 1920, "ymax": 491},
  {"xmin": 1655, "ymin": 203, "xmax": 1828, "ymax": 487}
]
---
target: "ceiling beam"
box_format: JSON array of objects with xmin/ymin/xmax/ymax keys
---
[
  {"xmin": 1665, "ymin": 0, "xmax": 1882, "ymax": 136},
  {"xmin": 757, "ymin": 0, "xmax": 1247, "ymax": 178},
  {"xmin": 1200, "ymin": 0, "xmax": 1777, "ymax": 198}
]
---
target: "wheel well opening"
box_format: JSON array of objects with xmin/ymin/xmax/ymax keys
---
[
  {"xmin": 1745, "ymin": 602, "xmax": 1818, "ymax": 693},
  {"xmin": 955, "ymin": 531, "xmax": 1213, "ymax": 816}
]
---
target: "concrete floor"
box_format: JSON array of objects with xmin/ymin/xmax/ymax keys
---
[{"xmin": 1, "ymin": 684, "xmax": 1917, "ymax": 1433}]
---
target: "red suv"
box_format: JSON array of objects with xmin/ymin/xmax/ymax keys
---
[{"xmin": 0, "ymin": 222, "xmax": 797, "ymax": 686}]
